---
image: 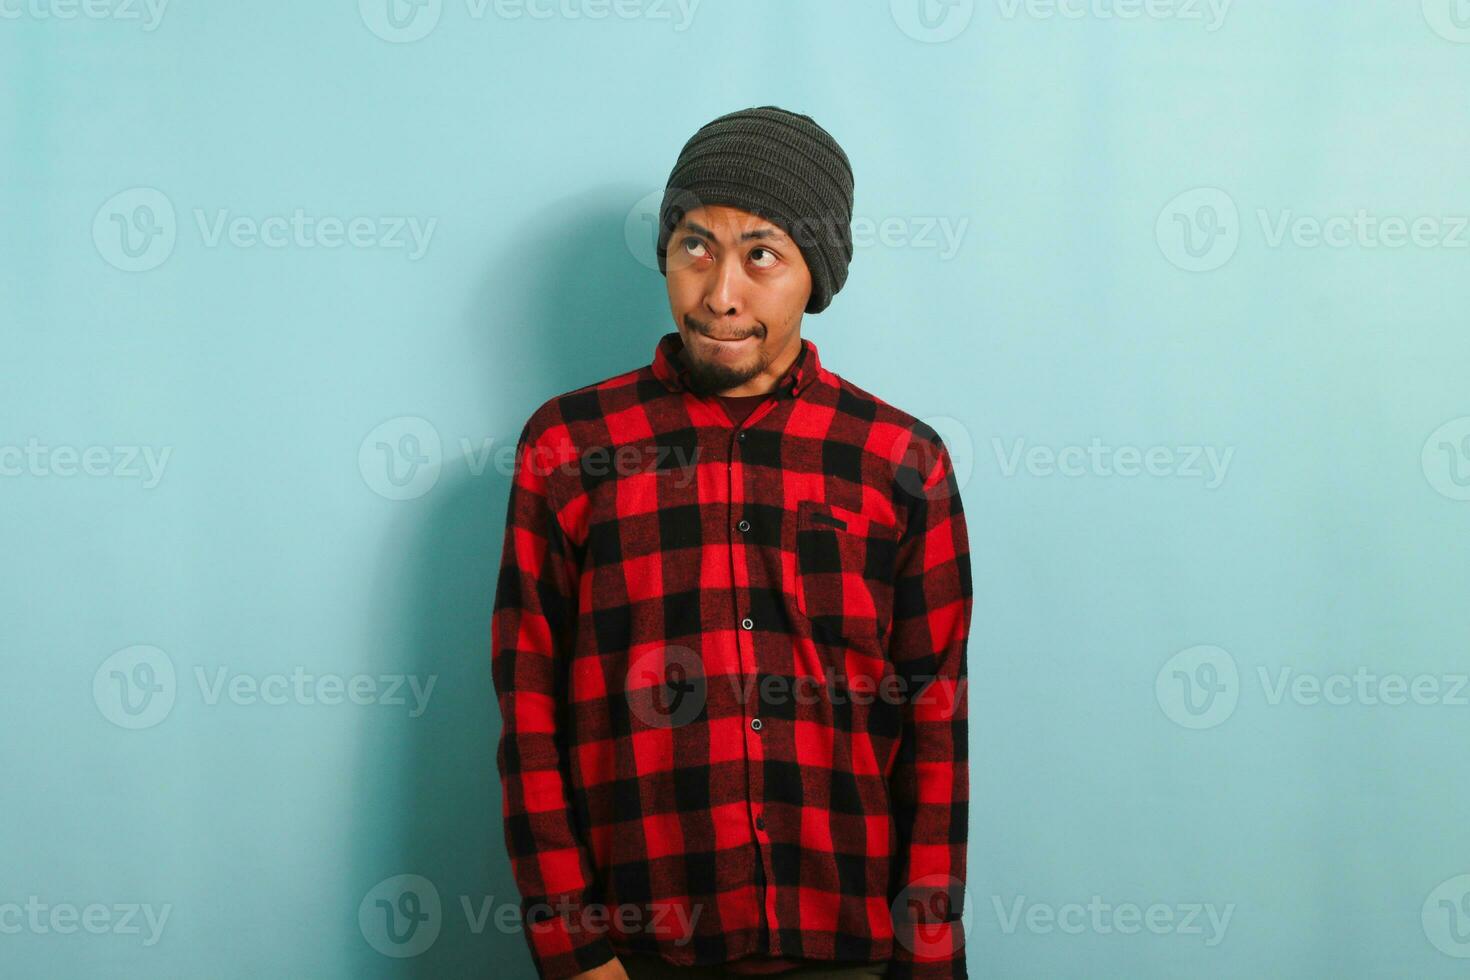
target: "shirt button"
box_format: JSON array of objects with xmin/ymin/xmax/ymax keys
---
[
  {"xmin": 736, "ymin": 431, "xmax": 747, "ymax": 441},
  {"xmin": 755, "ymin": 816, "xmax": 765, "ymax": 830},
  {"xmin": 737, "ymin": 519, "xmax": 750, "ymax": 533},
  {"xmin": 750, "ymin": 717, "xmax": 762, "ymax": 731},
  {"xmin": 741, "ymin": 616, "xmax": 754, "ymax": 630}
]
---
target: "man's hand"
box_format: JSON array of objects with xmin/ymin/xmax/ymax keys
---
[{"xmin": 571, "ymin": 956, "xmax": 629, "ymax": 980}]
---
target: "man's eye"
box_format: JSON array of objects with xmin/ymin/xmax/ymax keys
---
[
  {"xmin": 750, "ymin": 247, "xmax": 777, "ymax": 268},
  {"xmin": 682, "ymin": 237, "xmax": 708, "ymax": 257}
]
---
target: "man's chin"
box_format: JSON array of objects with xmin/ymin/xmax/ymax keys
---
[
  {"xmin": 685, "ymin": 359, "xmax": 757, "ymax": 396},
  {"xmin": 688, "ymin": 371, "xmax": 745, "ymax": 397}
]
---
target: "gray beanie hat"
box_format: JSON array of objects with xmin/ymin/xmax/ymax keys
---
[{"xmin": 655, "ymin": 105, "xmax": 855, "ymax": 315}]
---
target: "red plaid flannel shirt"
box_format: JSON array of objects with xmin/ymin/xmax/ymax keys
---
[{"xmin": 491, "ymin": 331, "xmax": 972, "ymax": 980}]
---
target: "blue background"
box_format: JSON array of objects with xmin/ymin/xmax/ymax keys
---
[{"xmin": 5, "ymin": 1, "xmax": 1470, "ymax": 976}]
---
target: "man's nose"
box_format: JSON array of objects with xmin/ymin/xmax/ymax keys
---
[{"xmin": 703, "ymin": 254, "xmax": 744, "ymax": 316}]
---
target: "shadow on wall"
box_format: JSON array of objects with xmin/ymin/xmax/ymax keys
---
[{"xmin": 346, "ymin": 186, "xmax": 669, "ymax": 977}]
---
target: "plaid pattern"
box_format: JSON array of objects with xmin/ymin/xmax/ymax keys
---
[{"xmin": 492, "ymin": 331, "xmax": 972, "ymax": 980}]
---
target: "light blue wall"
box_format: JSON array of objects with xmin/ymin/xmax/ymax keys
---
[{"xmin": 5, "ymin": 1, "xmax": 1470, "ymax": 976}]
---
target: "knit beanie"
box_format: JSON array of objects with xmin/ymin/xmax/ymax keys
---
[{"xmin": 655, "ymin": 105, "xmax": 855, "ymax": 315}]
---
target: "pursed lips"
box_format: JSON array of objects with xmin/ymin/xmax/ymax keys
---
[{"xmin": 701, "ymin": 329, "xmax": 760, "ymax": 343}]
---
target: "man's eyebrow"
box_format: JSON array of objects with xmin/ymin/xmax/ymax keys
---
[{"xmin": 678, "ymin": 219, "xmax": 789, "ymax": 244}]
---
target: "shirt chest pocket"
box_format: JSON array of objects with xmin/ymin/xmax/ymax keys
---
[{"xmin": 793, "ymin": 499, "xmax": 901, "ymax": 654}]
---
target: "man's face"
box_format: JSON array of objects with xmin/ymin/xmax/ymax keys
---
[{"xmin": 664, "ymin": 204, "xmax": 813, "ymax": 397}]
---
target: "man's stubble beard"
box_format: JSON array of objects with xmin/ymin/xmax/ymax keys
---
[
  {"xmin": 680, "ymin": 316, "xmax": 770, "ymax": 397},
  {"xmin": 681, "ymin": 349, "xmax": 769, "ymax": 397}
]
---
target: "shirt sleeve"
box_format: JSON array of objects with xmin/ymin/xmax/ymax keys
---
[
  {"xmin": 491, "ymin": 417, "xmax": 615, "ymax": 980},
  {"xmin": 885, "ymin": 433, "xmax": 973, "ymax": 980}
]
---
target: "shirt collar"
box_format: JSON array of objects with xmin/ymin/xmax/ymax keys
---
[{"xmin": 650, "ymin": 330, "xmax": 824, "ymax": 399}]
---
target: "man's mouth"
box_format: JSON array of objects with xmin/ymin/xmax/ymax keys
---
[
  {"xmin": 700, "ymin": 332, "xmax": 757, "ymax": 351},
  {"xmin": 699, "ymin": 326, "xmax": 764, "ymax": 340}
]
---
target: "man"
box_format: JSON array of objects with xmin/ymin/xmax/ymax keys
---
[{"xmin": 492, "ymin": 106, "xmax": 972, "ymax": 980}]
